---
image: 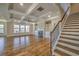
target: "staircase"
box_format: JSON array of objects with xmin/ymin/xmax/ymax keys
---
[{"xmin": 55, "ymin": 13, "xmax": 79, "ymax": 56}]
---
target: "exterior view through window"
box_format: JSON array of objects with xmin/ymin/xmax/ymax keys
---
[
  {"xmin": 26, "ymin": 25, "xmax": 30, "ymax": 32},
  {"xmin": 14, "ymin": 25, "xmax": 19, "ymax": 33},
  {"xmin": 20, "ymin": 25, "xmax": 25, "ymax": 32},
  {"xmin": 0, "ymin": 24, "xmax": 4, "ymax": 33},
  {"xmin": 14, "ymin": 24, "xmax": 30, "ymax": 33}
]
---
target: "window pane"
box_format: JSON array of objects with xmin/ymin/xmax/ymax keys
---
[
  {"xmin": 14, "ymin": 25, "xmax": 19, "ymax": 33},
  {"xmin": 26, "ymin": 25, "xmax": 29, "ymax": 32},
  {"xmin": 14, "ymin": 25, "xmax": 19, "ymax": 28},
  {"xmin": 0, "ymin": 24, "xmax": 4, "ymax": 33},
  {"xmin": 20, "ymin": 25, "xmax": 25, "ymax": 32},
  {"xmin": 0, "ymin": 28, "xmax": 4, "ymax": 33},
  {"xmin": 0, "ymin": 25, "xmax": 4, "ymax": 28}
]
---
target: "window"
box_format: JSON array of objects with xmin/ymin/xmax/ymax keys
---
[
  {"xmin": 26, "ymin": 25, "xmax": 30, "ymax": 32},
  {"xmin": 14, "ymin": 25, "xmax": 19, "ymax": 33},
  {"xmin": 20, "ymin": 25, "xmax": 25, "ymax": 32},
  {"xmin": 0, "ymin": 24, "xmax": 4, "ymax": 33},
  {"xmin": 13, "ymin": 24, "xmax": 30, "ymax": 33}
]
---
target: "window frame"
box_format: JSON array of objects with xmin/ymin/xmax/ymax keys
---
[
  {"xmin": 0, "ymin": 24, "xmax": 5, "ymax": 33},
  {"xmin": 20, "ymin": 25, "xmax": 25, "ymax": 32},
  {"xmin": 25, "ymin": 25, "xmax": 30, "ymax": 32},
  {"xmin": 13, "ymin": 24, "xmax": 20, "ymax": 33}
]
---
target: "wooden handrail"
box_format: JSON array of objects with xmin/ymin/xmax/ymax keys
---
[
  {"xmin": 50, "ymin": 7, "xmax": 70, "ymax": 34},
  {"xmin": 50, "ymin": 7, "xmax": 70, "ymax": 56}
]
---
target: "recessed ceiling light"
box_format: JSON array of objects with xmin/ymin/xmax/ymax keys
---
[
  {"xmin": 20, "ymin": 3, "xmax": 23, "ymax": 6},
  {"xmin": 48, "ymin": 15, "xmax": 51, "ymax": 17}
]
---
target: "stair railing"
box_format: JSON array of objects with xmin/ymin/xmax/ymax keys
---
[{"xmin": 50, "ymin": 7, "xmax": 70, "ymax": 56}]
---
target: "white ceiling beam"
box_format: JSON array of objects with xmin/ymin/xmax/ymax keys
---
[
  {"xmin": 39, "ymin": 12, "xmax": 52, "ymax": 18},
  {"xmin": 20, "ymin": 3, "xmax": 39, "ymax": 22},
  {"xmin": 29, "ymin": 15, "xmax": 38, "ymax": 19},
  {"xmin": 9, "ymin": 10, "xmax": 38, "ymax": 19},
  {"xmin": 9, "ymin": 9, "xmax": 25, "ymax": 16},
  {"xmin": 0, "ymin": 19, "xmax": 7, "ymax": 22},
  {"xmin": 47, "ymin": 16, "xmax": 59, "ymax": 20}
]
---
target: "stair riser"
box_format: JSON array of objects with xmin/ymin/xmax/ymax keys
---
[
  {"xmin": 66, "ymin": 20, "xmax": 79, "ymax": 23},
  {"xmin": 62, "ymin": 30, "xmax": 79, "ymax": 32},
  {"xmin": 63, "ymin": 28, "xmax": 79, "ymax": 30},
  {"xmin": 65, "ymin": 22, "xmax": 79, "ymax": 25},
  {"xmin": 55, "ymin": 48, "xmax": 70, "ymax": 56},
  {"xmin": 64, "ymin": 25, "xmax": 79, "ymax": 27},
  {"xmin": 58, "ymin": 42, "xmax": 79, "ymax": 51},
  {"xmin": 57, "ymin": 44, "xmax": 79, "ymax": 55},
  {"xmin": 64, "ymin": 24, "xmax": 79, "ymax": 26},
  {"xmin": 61, "ymin": 33, "xmax": 79, "ymax": 36},
  {"xmin": 59, "ymin": 40, "xmax": 79, "ymax": 47},
  {"xmin": 60, "ymin": 38, "xmax": 79, "ymax": 45},
  {"xmin": 69, "ymin": 20, "xmax": 79, "ymax": 22},
  {"xmin": 56, "ymin": 47, "xmax": 78, "ymax": 56},
  {"xmin": 61, "ymin": 32, "xmax": 79, "ymax": 34},
  {"xmin": 63, "ymin": 28, "xmax": 79, "ymax": 29},
  {"xmin": 63, "ymin": 26, "xmax": 79, "ymax": 28},
  {"xmin": 60, "ymin": 36, "xmax": 79, "ymax": 41}
]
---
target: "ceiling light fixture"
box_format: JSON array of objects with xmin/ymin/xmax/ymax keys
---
[
  {"xmin": 20, "ymin": 3, "xmax": 23, "ymax": 6},
  {"xmin": 48, "ymin": 15, "xmax": 51, "ymax": 17}
]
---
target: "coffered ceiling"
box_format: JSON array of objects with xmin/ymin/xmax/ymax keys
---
[{"xmin": 0, "ymin": 3, "xmax": 60, "ymax": 22}]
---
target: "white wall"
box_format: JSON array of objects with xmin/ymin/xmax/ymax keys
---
[
  {"xmin": 60, "ymin": 3, "xmax": 70, "ymax": 12},
  {"xmin": 71, "ymin": 4, "xmax": 79, "ymax": 14},
  {"xmin": 0, "ymin": 4, "xmax": 9, "ymax": 19}
]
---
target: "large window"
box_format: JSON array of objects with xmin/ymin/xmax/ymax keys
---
[
  {"xmin": 20, "ymin": 25, "xmax": 25, "ymax": 32},
  {"xmin": 13, "ymin": 24, "xmax": 30, "ymax": 33},
  {"xmin": 26, "ymin": 25, "xmax": 30, "ymax": 32},
  {"xmin": 0, "ymin": 24, "xmax": 4, "ymax": 33},
  {"xmin": 14, "ymin": 25, "xmax": 19, "ymax": 33}
]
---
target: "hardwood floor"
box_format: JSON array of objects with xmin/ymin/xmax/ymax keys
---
[{"xmin": 0, "ymin": 35, "xmax": 50, "ymax": 56}]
